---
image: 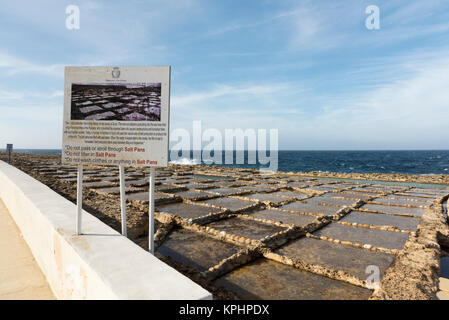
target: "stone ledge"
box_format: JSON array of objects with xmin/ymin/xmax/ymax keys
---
[
  {"xmin": 440, "ymin": 277, "xmax": 449, "ymax": 292},
  {"xmin": 437, "ymin": 291, "xmax": 449, "ymax": 300}
]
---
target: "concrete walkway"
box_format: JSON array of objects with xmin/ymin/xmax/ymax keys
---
[{"xmin": 0, "ymin": 199, "xmax": 54, "ymax": 299}]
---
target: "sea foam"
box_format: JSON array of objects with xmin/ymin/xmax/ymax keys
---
[{"xmin": 169, "ymin": 158, "xmax": 200, "ymax": 165}]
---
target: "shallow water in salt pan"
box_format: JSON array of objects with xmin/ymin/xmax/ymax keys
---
[
  {"xmin": 157, "ymin": 228, "xmax": 241, "ymax": 271},
  {"xmin": 370, "ymin": 196, "xmax": 430, "ymax": 207},
  {"xmin": 214, "ymin": 258, "xmax": 372, "ymax": 300},
  {"xmin": 199, "ymin": 197, "xmax": 256, "ymax": 212},
  {"xmin": 276, "ymin": 237, "xmax": 395, "ymax": 280},
  {"xmin": 341, "ymin": 211, "xmax": 420, "ymax": 231},
  {"xmin": 360, "ymin": 204, "xmax": 426, "ymax": 217},
  {"xmin": 248, "ymin": 209, "xmax": 317, "ymax": 227},
  {"xmin": 279, "ymin": 202, "xmax": 340, "ymax": 216},
  {"xmin": 314, "ymin": 223, "xmax": 409, "ymax": 250},
  {"xmin": 206, "ymin": 217, "xmax": 285, "ymax": 240},
  {"xmin": 156, "ymin": 202, "xmax": 222, "ymax": 219}
]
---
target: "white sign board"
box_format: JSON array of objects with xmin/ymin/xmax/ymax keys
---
[{"xmin": 62, "ymin": 66, "xmax": 170, "ymax": 167}]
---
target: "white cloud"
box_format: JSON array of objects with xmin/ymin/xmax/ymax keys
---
[
  {"xmin": 0, "ymin": 87, "xmax": 63, "ymax": 103},
  {"xmin": 282, "ymin": 53, "xmax": 449, "ymax": 149},
  {"xmin": 173, "ymin": 83, "xmax": 293, "ymax": 106},
  {"xmin": 170, "ymin": 49, "xmax": 449, "ymax": 150},
  {"xmin": 281, "ymin": 1, "xmax": 449, "ymax": 52},
  {"xmin": 0, "ymin": 52, "xmax": 64, "ymax": 77},
  {"xmin": 1, "ymin": 0, "xmax": 449, "ymax": 150},
  {"xmin": 0, "ymin": 87, "xmax": 63, "ymax": 148},
  {"xmin": 171, "ymin": 82, "xmax": 308, "ymax": 127}
]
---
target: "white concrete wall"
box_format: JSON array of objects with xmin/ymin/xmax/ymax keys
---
[{"xmin": 0, "ymin": 160, "xmax": 211, "ymax": 300}]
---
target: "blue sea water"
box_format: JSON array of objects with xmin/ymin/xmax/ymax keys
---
[
  {"xmin": 2, "ymin": 149, "xmax": 62, "ymax": 155},
  {"xmin": 170, "ymin": 150, "xmax": 449, "ymax": 175},
  {"xmin": 3, "ymin": 149, "xmax": 449, "ymax": 175},
  {"xmin": 275, "ymin": 150, "xmax": 449, "ymax": 175}
]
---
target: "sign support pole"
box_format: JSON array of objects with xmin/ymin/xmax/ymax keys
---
[
  {"xmin": 119, "ymin": 165, "xmax": 127, "ymax": 237},
  {"xmin": 76, "ymin": 164, "xmax": 83, "ymax": 235},
  {"xmin": 148, "ymin": 167, "xmax": 155, "ymax": 254},
  {"xmin": 6, "ymin": 144, "xmax": 12, "ymax": 163}
]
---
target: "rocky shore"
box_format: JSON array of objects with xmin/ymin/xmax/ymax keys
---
[
  {"xmin": 292, "ymin": 170, "xmax": 449, "ymax": 186},
  {"xmin": 1, "ymin": 152, "xmax": 448, "ymax": 300}
]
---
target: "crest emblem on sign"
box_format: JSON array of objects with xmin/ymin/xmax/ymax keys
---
[{"xmin": 112, "ymin": 67, "xmax": 120, "ymax": 78}]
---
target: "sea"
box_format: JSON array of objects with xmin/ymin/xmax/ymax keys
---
[{"xmin": 2, "ymin": 149, "xmax": 449, "ymax": 175}]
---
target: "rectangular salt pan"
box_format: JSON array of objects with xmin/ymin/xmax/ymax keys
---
[
  {"xmin": 276, "ymin": 237, "xmax": 395, "ymax": 280},
  {"xmin": 214, "ymin": 258, "xmax": 372, "ymax": 300},
  {"xmin": 359, "ymin": 204, "xmax": 426, "ymax": 217},
  {"xmin": 314, "ymin": 223, "xmax": 410, "ymax": 250},
  {"xmin": 341, "ymin": 210, "xmax": 420, "ymax": 231},
  {"xmin": 157, "ymin": 228, "xmax": 241, "ymax": 271}
]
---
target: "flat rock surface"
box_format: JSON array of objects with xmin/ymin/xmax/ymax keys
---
[{"xmin": 0, "ymin": 200, "xmax": 54, "ymax": 300}]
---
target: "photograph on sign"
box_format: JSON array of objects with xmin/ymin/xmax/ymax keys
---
[
  {"xmin": 70, "ymin": 83, "xmax": 161, "ymax": 121},
  {"xmin": 62, "ymin": 66, "xmax": 170, "ymax": 167}
]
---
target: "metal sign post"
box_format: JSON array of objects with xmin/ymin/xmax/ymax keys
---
[
  {"xmin": 119, "ymin": 165, "xmax": 127, "ymax": 237},
  {"xmin": 6, "ymin": 144, "xmax": 12, "ymax": 163},
  {"xmin": 76, "ymin": 164, "xmax": 83, "ymax": 235},
  {"xmin": 148, "ymin": 167, "xmax": 155, "ymax": 254}
]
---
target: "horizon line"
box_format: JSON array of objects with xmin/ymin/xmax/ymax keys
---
[{"xmin": 2, "ymin": 148, "xmax": 449, "ymax": 152}]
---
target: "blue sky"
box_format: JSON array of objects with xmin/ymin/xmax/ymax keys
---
[{"xmin": 1, "ymin": 0, "xmax": 449, "ymax": 150}]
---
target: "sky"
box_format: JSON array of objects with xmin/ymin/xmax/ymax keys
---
[{"xmin": 1, "ymin": 0, "xmax": 449, "ymax": 150}]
